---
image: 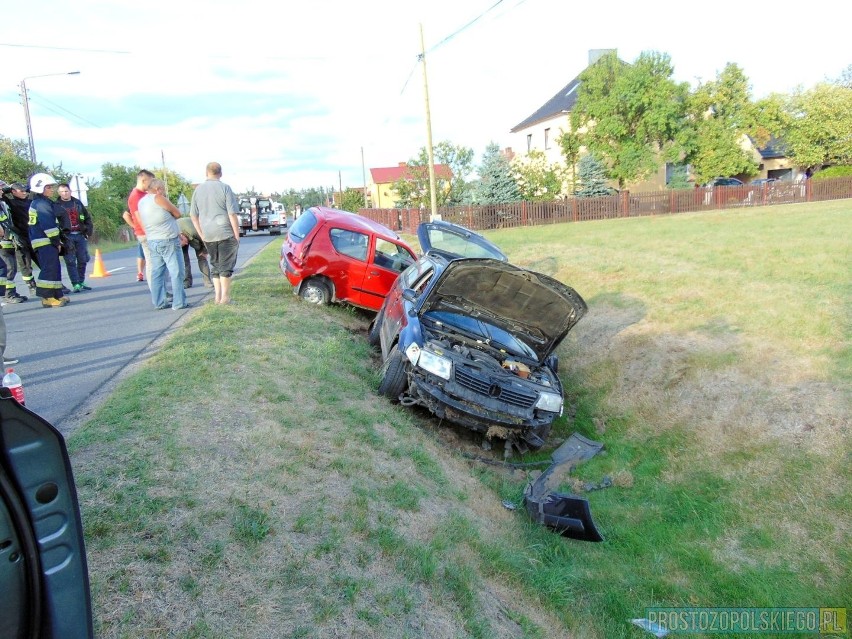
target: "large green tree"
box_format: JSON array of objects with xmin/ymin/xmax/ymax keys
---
[
  {"xmin": 775, "ymin": 83, "xmax": 852, "ymax": 170},
  {"xmin": 570, "ymin": 51, "xmax": 690, "ymax": 188},
  {"xmin": 474, "ymin": 142, "xmax": 520, "ymax": 204},
  {"xmin": 684, "ymin": 63, "xmax": 762, "ymax": 182}
]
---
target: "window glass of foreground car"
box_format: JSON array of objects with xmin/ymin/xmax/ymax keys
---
[{"xmin": 0, "ymin": 392, "xmax": 94, "ymax": 638}]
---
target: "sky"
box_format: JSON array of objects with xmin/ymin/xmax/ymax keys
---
[{"xmin": 0, "ymin": 0, "xmax": 847, "ymax": 195}]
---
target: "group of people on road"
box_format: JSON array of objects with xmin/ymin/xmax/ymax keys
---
[
  {"xmin": 123, "ymin": 161, "xmax": 241, "ymax": 310},
  {"xmin": 0, "ymin": 174, "xmax": 94, "ymax": 309}
]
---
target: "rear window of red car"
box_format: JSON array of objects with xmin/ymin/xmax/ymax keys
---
[{"xmin": 288, "ymin": 210, "xmax": 318, "ymax": 242}]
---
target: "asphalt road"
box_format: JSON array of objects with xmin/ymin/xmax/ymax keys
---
[{"xmin": 2, "ymin": 232, "xmax": 281, "ymax": 432}]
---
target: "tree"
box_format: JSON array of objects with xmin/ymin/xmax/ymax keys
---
[
  {"xmin": 666, "ymin": 164, "xmax": 691, "ymax": 190},
  {"xmin": 835, "ymin": 64, "xmax": 852, "ymax": 89},
  {"xmin": 338, "ymin": 188, "xmax": 366, "ymax": 213},
  {"xmin": 86, "ymin": 163, "xmax": 140, "ymax": 240},
  {"xmin": 474, "ymin": 142, "xmax": 520, "ymax": 204},
  {"xmin": 684, "ymin": 63, "xmax": 762, "ymax": 183},
  {"xmin": 0, "ymin": 136, "xmax": 41, "ymax": 184},
  {"xmin": 511, "ymin": 150, "xmax": 563, "ymax": 201},
  {"xmin": 576, "ymin": 154, "xmax": 611, "ymax": 197},
  {"xmin": 394, "ymin": 140, "xmax": 475, "ymax": 208},
  {"xmin": 558, "ymin": 131, "xmax": 582, "ymax": 194},
  {"xmin": 570, "ymin": 51, "xmax": 690, "ymax": 189},
  {"xmin": 154, "ymin": 168, "xmax": 194, "ymax": 205},
  {"xmin": 776, "ymin": 83, "xmax": 852, "ymax": 170}
]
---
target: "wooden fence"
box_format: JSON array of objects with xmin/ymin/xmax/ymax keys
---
[{"xmin": 359, "ymin": 176, "xmax": 852, "ymax": 235}]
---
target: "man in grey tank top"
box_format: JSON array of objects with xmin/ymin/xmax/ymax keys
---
[{"xmin": 189, "ymin": 162, "xmax": 241, "ymax": 305}]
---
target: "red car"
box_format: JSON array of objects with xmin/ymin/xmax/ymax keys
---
[{"xmin": 280, "ymin": 207, "xmax": 417, "ymax": 311}]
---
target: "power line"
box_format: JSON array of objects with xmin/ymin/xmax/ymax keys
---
[
  {"xmin": 26, "ymin": 91, "xmax": 102, "ymax": 129},
  {"xmin": 0, "ymin": 42, "xmax": 131, "ymax": 55},
  {"xmin": 427, "ymin": 0, "xmax": 505, "ymax": 54}
]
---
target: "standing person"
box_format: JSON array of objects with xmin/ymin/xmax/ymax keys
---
[
  {"xmin": 123, "ymin": 169, "xmax": 155, "ymax": 284},
  {"xmin": 136, "ymin": 240, "xmax": 145, "ymax": 282},
  {"xmin": 55, "ymin": 183, "xmax": 94, "ymax": 292},
  {"xmin": 0, "ymin": 182, "xmax": 27, "ymax": 303},
  {"xmin": 27, "ymin": 173, "xmax": 68, "ymax": 308},
  {"xmin": 138, "ymin": 179, "xmax": 187, "ymax": 310},
  {"xmin": 3, "ymin": 181, "xmax": 37, "ymax": 294},
  {"xmin": 177, "ymin": 216, "xmax": 212, "ymax": 289},
  {"xmin": 189, "ymin": 162, "xmax": 240, "ymax": 305},
  {"xmin": 0, "ymin": 188, "xmax": 21, "ymax": 363}
]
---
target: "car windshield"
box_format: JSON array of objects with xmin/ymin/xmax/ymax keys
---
[
  {"xmin": 423, "ymin": 310, "xmax": 537, "ymax": 360},
  {"xmin": 287, "ymin": 210, "xmax": 318, "ymax": 242}
]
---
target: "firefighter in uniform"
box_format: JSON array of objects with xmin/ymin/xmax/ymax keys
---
[
  {"xmin": 27, "ymin": 173, "xmax": 69, "ymax": 307},
  {"xmin": 0, "ymin": 182, "xmax": 27, "ymax": 303},
  {"xmin": 3, "ymin": 181, "xmax": 37, "ymax": 294}
]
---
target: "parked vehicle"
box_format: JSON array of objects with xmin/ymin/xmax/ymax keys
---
[
  {"xmin": 704, "ymin": 177, "xmax": 744, "ymax": 187},
  {"xmin": 0, "ymin": 393, "xmax": 93, "ymax": 638},
  {"xmin": 238, "ymin": 198, "xmax": 252, "ymax": 236},
  {"xmin": 280, "ymin": 206, "xmax": 417, "ymax": 311},
  {"xmin": 268, "ymin": 209, "xmax": 286, "ymax": 235},
  {"xmin": 369, "ymin": 221, "xmax": 587, "ymax": 452}
]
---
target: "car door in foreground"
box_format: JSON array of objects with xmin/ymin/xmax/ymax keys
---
[{"xmin": 1, "ymin": 394, "xmax": 93, "ymax": 638}]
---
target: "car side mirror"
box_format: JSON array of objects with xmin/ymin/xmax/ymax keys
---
[
  {"xmin": 545, "ymin": 354, "xmax": 559, "ymax": 374},
  {"xmin": 402, "ymin": 288, "xmax": 416, "ymax": 302}
]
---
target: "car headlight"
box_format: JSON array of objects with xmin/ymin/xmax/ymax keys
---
[
  {"xmin": 406, "ymin": 344, "xmax": 452, "ymax": 380},
  {"xmin": 535, "ymin": 391, "xmax": 563, "ymax": 413}
]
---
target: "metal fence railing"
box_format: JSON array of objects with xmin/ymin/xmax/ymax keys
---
[{"xmin": 359, "ymin": 176, "xmax": 852, "ymax": 235}]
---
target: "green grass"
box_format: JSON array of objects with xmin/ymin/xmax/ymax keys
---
[{"xmin": 68, "ymin": 200, "xmax": 850, "ymax": 638}]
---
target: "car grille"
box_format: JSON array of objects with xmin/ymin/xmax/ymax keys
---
[{"xmin": 454, "ymin": 368, "xmax": 537, "ymax": 409}]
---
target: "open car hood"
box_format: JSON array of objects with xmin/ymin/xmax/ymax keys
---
[{"xmin": 419, "ymin": 258, "xmax": 587, "ymax": 362}]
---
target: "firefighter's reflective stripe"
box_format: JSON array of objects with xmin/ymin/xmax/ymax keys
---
[{"xmin": 35, "ymin": 278, "xmax": 62, "ymax": 289}]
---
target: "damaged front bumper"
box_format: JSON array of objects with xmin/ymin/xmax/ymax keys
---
[
  {"xmin": 404, "ymin": 369, "xmax": 557, "ymax": 447},
  {"xmin": 522, "ymin": 433, "xmax": 604, "ymax": 541}
]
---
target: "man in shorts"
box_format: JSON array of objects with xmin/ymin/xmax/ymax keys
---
[{"xmin": 189, "ymin": 162, "xmax": 240, "ymax": 304}]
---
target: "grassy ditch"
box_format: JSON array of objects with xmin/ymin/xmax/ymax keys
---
[{"xmin": 69, "ymin": 201, "xmax": 849, "ymax": 638}]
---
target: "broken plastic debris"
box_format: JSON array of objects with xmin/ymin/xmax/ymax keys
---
[
  {"xmin": 630, "ymin": 618, "xmax": 669, "ymax": 637},
  {"xmin": 501, "ymin": 500, "xmax": 516, "ymax": 511}
]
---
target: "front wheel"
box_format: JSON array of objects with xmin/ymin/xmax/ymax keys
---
[
  {"xmin": 378, "ymin": 351, "xmax": 408, "ymax": 400},
  {"xmin": 299, "ymin": 279, "xmax": 331, "ymax": 305}
]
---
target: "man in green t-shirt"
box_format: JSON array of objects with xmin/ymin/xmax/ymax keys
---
[{"xmin": 177, "ymin": 216, "xmax": 212, "ymax": 289}]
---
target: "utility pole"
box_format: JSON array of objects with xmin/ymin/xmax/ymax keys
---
[
  {"xmin": 419, "ymin": 23, "xmax": 440, "ymax": 221},
  {"xmin": 361, "ymin": 146, "xmax": 368, "ymax": 208},
  {"xmin": 161, "ymin": 150, "xmax": 169, "ymax": 196},
  {"xmin": 20, "ymin": 80, "xmax": 35, "ymax": 163},
  {"xmin": 19, "ymin": 71, "xmax": 80, "ymax": 165}
]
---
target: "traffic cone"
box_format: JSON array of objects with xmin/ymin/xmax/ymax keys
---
[{"xmin": 90, "ymin": 249, "xmax": 111, "ymax": 278}]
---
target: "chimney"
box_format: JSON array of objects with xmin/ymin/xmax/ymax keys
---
[
  {"xmin": 398, "ymin": 162, "xmax": 407, "ymax": 167},
  {"xmin": 588, "ymin": 48, "xmax": 616, "ymax": 66}
]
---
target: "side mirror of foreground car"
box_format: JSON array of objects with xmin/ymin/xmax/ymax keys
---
[{"xmin": 0, "ymin": 391, "xmax": 94, "ymax": 639}]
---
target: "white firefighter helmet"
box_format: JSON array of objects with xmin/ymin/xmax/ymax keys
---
[{"xmin": 29, "ymin": 172, "xmax": 58, "ymax": 194}]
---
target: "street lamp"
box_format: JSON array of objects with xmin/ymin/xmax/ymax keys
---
[{"xmin": 20, "ymin": 71, "xmax": 81, "ymax": 163}]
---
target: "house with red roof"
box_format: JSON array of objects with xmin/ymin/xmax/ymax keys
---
[{"xmin": 369, "ymin": 162, "xmax": 453, "ymax": 209}]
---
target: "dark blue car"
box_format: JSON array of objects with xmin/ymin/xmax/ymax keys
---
[{"xmin": 369, "ymin": 221, "xmax": 587, "ymax": 453}]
